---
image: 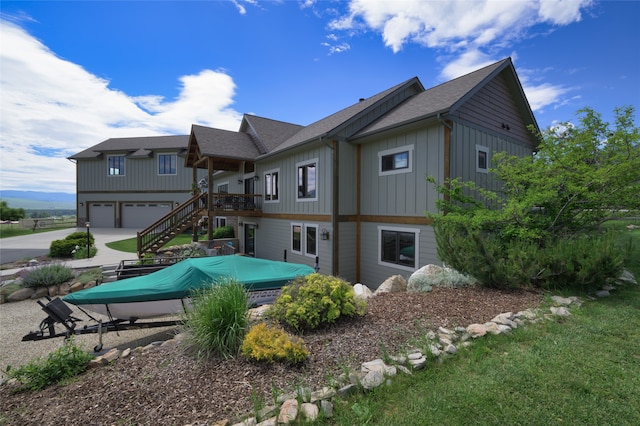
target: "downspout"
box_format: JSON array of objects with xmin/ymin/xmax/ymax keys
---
[{"xmin": 320, "ymin": 136, "xmax": 339, "ymax": 276}]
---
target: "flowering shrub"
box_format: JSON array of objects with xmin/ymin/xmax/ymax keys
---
[
  {"xmin": 241, "ymin": 323, "xmax": 308, "ymax": 364},
  {"xmin": 267, "ymin": 273, "xmax": 366, "ymax": 331}
]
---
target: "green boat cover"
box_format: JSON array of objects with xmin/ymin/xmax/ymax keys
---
[{"xmin": 63, "ymin": 256, "xmax": 315, "ymax": 305}]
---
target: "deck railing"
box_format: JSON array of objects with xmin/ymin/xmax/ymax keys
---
[{"xmin": 137, "ymin": 192, "xmax": 207, "ymax": 257}]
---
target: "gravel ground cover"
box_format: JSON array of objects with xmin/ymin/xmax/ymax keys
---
[{"xmin": 0, "ymin": 287, "xmax": 542, "ymax": 425}]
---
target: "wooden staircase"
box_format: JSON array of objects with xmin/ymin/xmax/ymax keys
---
[{"xmin": 137, "ymin": 192, "xmax": 207, "ymax": 257}]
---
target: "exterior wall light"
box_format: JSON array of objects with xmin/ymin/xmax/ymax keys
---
[{"xmin": 321, "ymin": 228, "xmax": 330, "ymax": 240}]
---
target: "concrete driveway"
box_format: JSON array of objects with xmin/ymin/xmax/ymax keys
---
[{"xmin": 0, "ymin": 228, "xmax": 139, "ymax": 276}]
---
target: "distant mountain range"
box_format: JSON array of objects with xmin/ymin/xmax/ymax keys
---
[{"xmin": 0, "ymin": 190, "xmax": 76, "ymax": 209}]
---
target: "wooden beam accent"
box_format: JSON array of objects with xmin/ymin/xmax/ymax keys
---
[
  {"xmin": 332, "ymin": 139, "xmax": 339, "ymax": 277},
  {"xmin": 261, "ymin": 213, "xmax": 332, "ymax": 222},
  {"xmin": 339, "ymin": 215, "xmax": 433, "ymax": 225},
  {"xmin": 444, "ymin": 120, "xmax": 452, "ymax": 201}
]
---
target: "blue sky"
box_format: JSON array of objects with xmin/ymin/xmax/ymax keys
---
[{"xmin": 0, "ymin": 0, "xmax": 638, "ymax": 194}]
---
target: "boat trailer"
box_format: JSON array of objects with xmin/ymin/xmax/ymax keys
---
[{"xmin": 22, "ymin": 296, "xmax": 180, "ymax": 352}]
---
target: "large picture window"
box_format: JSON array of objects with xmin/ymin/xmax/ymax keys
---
[
  {"xmin": 297, "ymin": 159, "xmax": 317, "ymax": 201},
  {"xmin": 379, "ymin": 145, "xmax": 413, "ymax": 176},
  {"xmin": 108, "ymin": 155, "xmax": 125, "ymax": 176},
  {"xmin": 158, "ymin": 154, "xmax": 177, "ymax": 175},
  {"xmin": 378, "ymin": 226, "xmax": 419, "ymax": 270},
  {"xmin": 264, "ymin": 169, "xmax": 279, "ymax": 201}
]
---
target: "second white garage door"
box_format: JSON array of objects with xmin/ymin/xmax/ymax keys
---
[{"xmin": 121, "ymin": 203, "xmax": 171, "ymax": 229}]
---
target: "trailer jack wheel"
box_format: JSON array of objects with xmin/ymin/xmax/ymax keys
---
[{"xmin": 94, "ymin": 344, "xmax": 103, "ymax": 352}]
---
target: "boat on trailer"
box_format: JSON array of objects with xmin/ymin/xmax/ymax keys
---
[{"xmin": 22, "ymin": 256, "xmax": 315, "ymax": 350}]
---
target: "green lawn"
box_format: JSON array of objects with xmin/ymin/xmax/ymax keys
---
[
  {"xmin": 106, "ymin": 233, "xmax": 202, "ymax": 253},
  {"xmin": 0, "ymin": 224, "xmax": 75, "ymax": 239},
  {"xmin": 320, "ymin": 222, "xmax": 640, "ymax": 425}
]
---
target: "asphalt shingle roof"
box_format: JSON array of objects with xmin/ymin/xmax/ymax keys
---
[
  {"xmin": 69, "ymin": 135, "xmax": 189, "ymax": 159},
  {"xmin": 353, "ymin": 59, "xmax": 510, "ymax": 138}
]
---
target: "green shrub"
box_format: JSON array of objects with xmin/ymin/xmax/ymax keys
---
[
  {"xmin": 213, "ymin": 225, "xmax": 234, "ymax": 239},
  {"xmin": 241, "ymin": 322, "xmax": 309, "ymax": 364},
  {"xmin": 5, "ymin": 338, "xmax": 93, "ymax": 391},
  {"xmin": 21, "ymin": 263, "xmax": 74, "ymax": 289},
  {"xmin": 268, "ymin": 273, "xmax": 366, "ymax": 331},
  {"xmin": 181, "ymin": 277, "xmax": 250, "ymax": 359},
  {"xmin": 49, "ymin": 232, "xmax": 95, "ymax": 258},
  {"xmin": 434, "ymin": 219, "xmax": 626, "ymax": 292},
  {"xmin": 408, "ymin": 268, "xmax": 477, "ymax": 292},
  {"xmin": 64, "ymin": 231, "xmax": 95, "ymax": 246},
  {"xmin": 177, "ymin": 246, "xmax": 206, "ymax": 259},
  {"xmin": 72, "ymin": 246, "xmax": 98, "ymax": 259}
]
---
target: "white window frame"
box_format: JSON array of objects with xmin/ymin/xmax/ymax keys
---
[
  {"xmin": 264, "ymin": 168, "xmax": 280, "ymax": 203},
  {"xmin": 158, "ymin": 153, "xmax": 177, "ymax": 176},
  {"xmin": 377, "ymin": 225, "xmax": 419, "ymax": 271},
  {"xmin": 107, "ymin": 155, "xmax": 125, "ymax": 176},
  {"xmin": 476, "ymin": 144, "xmax": 490, "ymax": 173},
  {"xmin": 291, "ymin": 222, "xmax": 303, "ymax": 254},
  {"xmin": 296, "ymin": 158, "xmax": 318, "ymax": 202},
  {"xmin": 305, "ymin": 224, "xmax": 318, "ymax": 258},
  {"xmin": 217, "ymin": 182, "xmax": 230, "ymax": 193},
  {"xmin": 378, "ymin": 145, "xmax": 413, "ymax": 176}
]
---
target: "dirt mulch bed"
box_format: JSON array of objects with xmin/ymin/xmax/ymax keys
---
[{"xmin": 0, "ymin": 287, "xmax": 542, "ymax": 425}]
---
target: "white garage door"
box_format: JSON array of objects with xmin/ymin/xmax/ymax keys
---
[
  {"xmin": 89, "ymin": 203, "xmax": 115, "ymax": 228},
  {"xmin": 121, "ymin": 203, "xmax": 171, "ymax": 229}
]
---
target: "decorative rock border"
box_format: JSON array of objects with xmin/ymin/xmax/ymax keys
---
[{"xmin": 84, "ymin": 269, "xmax": 636, "ymax": 425}]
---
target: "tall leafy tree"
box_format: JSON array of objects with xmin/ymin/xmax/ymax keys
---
[
  {"xmin": 428, "ymin": 106, "xmax": 638, "ymax": 289},
  {"xmin": 0, "ymin": 200, "xmax": 26, "ymax": 221}
]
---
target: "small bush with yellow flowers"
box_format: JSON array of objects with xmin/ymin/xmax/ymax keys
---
[
  {"xmin": 267, "ymin": 273, "xmax": 366, "ymax": 331},
  {"xmin": 241, "ymin": 323, "xmax": 309, "ymax": 364}
]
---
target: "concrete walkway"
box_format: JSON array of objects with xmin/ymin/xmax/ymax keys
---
[{"xmin": 0, "ymin": 228, "xmax": 139, "ymax": 277}]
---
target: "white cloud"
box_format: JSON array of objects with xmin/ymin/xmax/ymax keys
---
[
  {"xmin": 331, "ymin": 0, "xmax": 592, "ymax": 53},
  {"xmin": 328, "ymin": 1, "xmax": 592, "ymax": 113},
  {"xmin": 0, "ymin": 19, "xmax": 242, "ymax": 194}
]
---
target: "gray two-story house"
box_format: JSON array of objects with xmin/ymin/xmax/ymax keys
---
[{"xmin": 71, "ymin": 58, "xmax": 538, "ymax": 287}]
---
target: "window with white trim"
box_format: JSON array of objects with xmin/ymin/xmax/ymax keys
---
[
  {"xmin": 108, "ymin": 155, "xmax": 125, "ymax": 176},
  {"xmin": 476, "ymin": 144, "xmax": 489, "ymax": 173},
  {"xmin": 378, "ymin": 226, "xmax": 419, "ymax": 270},
  {"xmin": 305, "ymin": 224, "xmax": 318, "ymax": 257},
  {"xmin": 158, "ymin": 154, "xmax": 177, "ymax": 175},
  {"xmin": 215, "ymin": 217, "xmax": 227, "ymax": 228},
  {"xmin": 291, "ymin": 223, "xmax": 302, "ymax": 254},
  {"xmin": 264, "ymin": 169, "xmax": 279, "ymax": 201},
  {"xmin": 379, "ymin": 145, "xmax": 413, "ymax": 176},
  {"xmin": 217, "ymin": 183, "xmax": 229, "ymax": 194},
  {"xmin": 296, "ymin": 159, "xmax": 317, "ymax": 201},
  {"xmin": 291, "ymin": 222, "xmax": 319, "ymax": 257}
]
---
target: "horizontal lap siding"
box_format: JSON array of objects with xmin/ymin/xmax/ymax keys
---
[
  {"xmin": 337, "ymin": 222, "xmax": 357, "ymax": 283},
  {"xmin": 359, "ymin": 222, "xmax": 439, "ymax": 290},
  {"xmin": 255, "ymin": 218, "xmax": 332, "ymax": 273}
]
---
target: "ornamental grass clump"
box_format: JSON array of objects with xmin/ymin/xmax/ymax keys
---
[
  {"xmin": 21, "ymin": 263, "xmax": 74, "ymax": 289},
  {"xmin": 241, "ymin": 322, "xmax": 309, "ymax": 364},
  {"xmin": 268, "ymin": 273, "xmax": 366, "ymax": 331},
  {"xmin": 181, "ymin": 277, "xmax": 250, "ymax": 360}
]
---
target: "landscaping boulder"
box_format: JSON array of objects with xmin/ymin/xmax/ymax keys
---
[
  {"xmin": 7, "ymin": 287, "xmax": 35, "ymax": 302},
  {"xmin": 374, "ymin": 275, "xmax": 406, "ymax": 294}
]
